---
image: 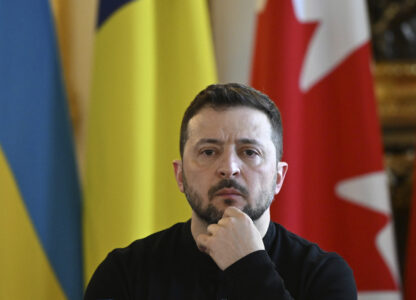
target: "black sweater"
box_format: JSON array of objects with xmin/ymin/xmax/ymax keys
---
[{"xmin": 85, "ymin": 221, "xmax": 357, "ymax": 299}]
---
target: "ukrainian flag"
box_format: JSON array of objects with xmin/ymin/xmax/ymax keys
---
[
  {"xmin": 0, "ymin": 1, "xmax": 83, "ymax": 299},
  {"xmin": 84, "ymin": 0, "xmax": 216, "ymax": 281}
]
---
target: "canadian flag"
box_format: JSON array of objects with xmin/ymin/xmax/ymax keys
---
[{"xmin": 251, "ymin": 0, "xmax": 401, "ymax": 298}]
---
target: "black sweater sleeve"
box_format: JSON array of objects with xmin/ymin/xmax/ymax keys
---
[
  {"xmin": 224, "ymin": 250, "xmax": 294, "ymax": 299},
  {"xmin": 224, "ymin": 250, "xmax": 357, "ymax": 300}
]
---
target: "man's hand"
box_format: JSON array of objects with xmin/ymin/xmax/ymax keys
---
[{"xmin": 196, "ymin": 207, "xmax": 265, "ymax": 270}]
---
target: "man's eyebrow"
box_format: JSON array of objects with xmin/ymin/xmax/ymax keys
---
[
  {"xmin": 237, "ymin": 138, "xmax": 262, "ymax": 146},
  {"xmin": 194, "ymin": 138, "xmax": 262, "ymax": 147},
  {"xmin": 195, "ymin": 138, "xmax": 223, "ymax": 147}
]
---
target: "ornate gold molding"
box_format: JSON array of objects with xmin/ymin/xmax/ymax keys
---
[
  {"xmin": 374, "ymin": 62, "xmax": 416, "ymax": 273},
  {"xmin": 374, "ymin": 62, "xmax": 416, "ymax": 149},
  {"xmin": 374, "ymin": 62, "xmax": 416, "ymax": 128}
]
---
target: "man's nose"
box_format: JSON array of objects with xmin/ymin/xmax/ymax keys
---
[{"xmin": 217, "ymin": 150, "xmax": 241, "ymax": 178}]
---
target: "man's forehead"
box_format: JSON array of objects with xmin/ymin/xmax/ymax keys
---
[{"xmin": 186, "ymin": 106, "xmax": 273, "ymax": 141}]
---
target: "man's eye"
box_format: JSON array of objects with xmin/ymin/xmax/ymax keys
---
[
  {"xmin": 244, "ymin": 149, "xmax": 258, "ymax": 157},
  {"xmin": 201, "ymin": 149, "xmax": 215, "ymax": 156}
]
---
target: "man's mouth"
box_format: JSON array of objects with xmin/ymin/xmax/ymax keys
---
[
  {"xmin": 208, "ymin": 179, "xmax": 249, "ymax": 201},
  {"xmin": 215, "ymin": 188, "xmax": 243, "ymax": 197}
]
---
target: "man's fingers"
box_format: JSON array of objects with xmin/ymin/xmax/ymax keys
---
[
  {"xmin": 207, "ymin": 224, "xmax": 220, "ymax": 235},
  {"xmin": 217, "ymin": 217, "xmax": 230, "ymax": 226},
  {"xmin": 223, "ymin": 206, "xmax": 247, "ymax": 219},
  {"xmin": 196, "ymin": 234, "xmax": 210, "ymax": 253}
]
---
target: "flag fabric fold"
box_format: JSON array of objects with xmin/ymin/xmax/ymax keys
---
[
  {"xmin": 0, "ymin": 1, "xmax": 84, "ymax": 299},
  {"xmin": 405, "ymin": 157, "xmax": 416, "ymax": 300},
  {"xmin": 251, "ymin": 0, "xmax": 401, "ymax": 298},
  {"xmin": 84, "ymin": 0, "xmax": 216, "ymax": 282}
]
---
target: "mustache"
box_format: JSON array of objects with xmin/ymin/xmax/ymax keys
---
[{"xmin": 208, "ymin": 179, "xmax": 249, "ymax": 200}]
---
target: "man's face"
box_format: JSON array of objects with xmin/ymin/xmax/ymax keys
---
[{"xmin": 174, "ymin": 106, "xmax": 287, "ymax": 224}]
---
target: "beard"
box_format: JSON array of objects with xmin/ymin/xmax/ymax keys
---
[{"xmin": 182, "ymin": 172, "xmax": 277, "ymax": 225}]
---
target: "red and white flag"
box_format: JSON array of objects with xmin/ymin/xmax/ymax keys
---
[
  {"xmin": 251, "ymin": 0, "xmax": 401, "ymax": 298},
  {"xmin": 405, "ymin": 157, "xmax": 416, "ymax": 300}
]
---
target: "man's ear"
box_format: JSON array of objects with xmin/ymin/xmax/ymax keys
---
[
  {"xmin": 173, "ymin": 160, "xmax": 184, "ymax": 193},
  {"xmin": 274, "ymin": 162, "xmax": 288, "ymax": 195}
]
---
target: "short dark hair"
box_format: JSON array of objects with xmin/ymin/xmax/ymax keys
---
[{"xmin": 180, "ymin": 83, "xmax": 283, "ymax": 160}]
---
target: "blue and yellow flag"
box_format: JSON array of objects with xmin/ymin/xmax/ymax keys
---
[
  {"xmin": 0, "ymin": 1, "xmax": 84, "ymax": 299},
  {"xmin": 84, "ymin": 0, "xmax": 216, "ymax": 281}
]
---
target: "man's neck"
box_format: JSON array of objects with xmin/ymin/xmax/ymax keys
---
[{"xmin": 190, "ymin": 208, "xmax": 271, "ymax": 243}]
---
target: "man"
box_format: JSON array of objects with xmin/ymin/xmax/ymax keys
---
[{"xmin": 85, "ymin": 83, "xmax": 357, "ymax": 299}]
